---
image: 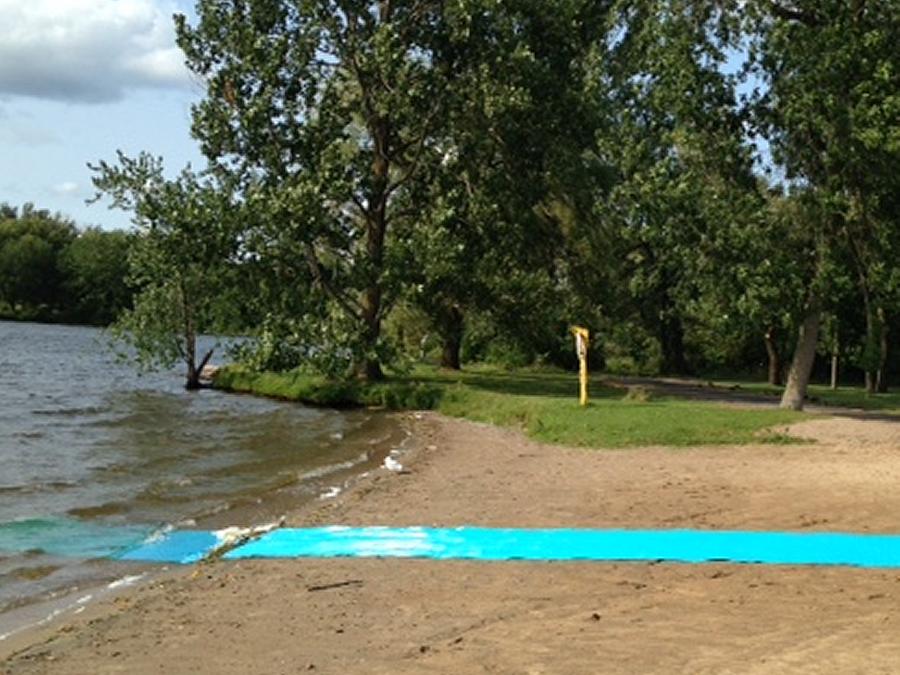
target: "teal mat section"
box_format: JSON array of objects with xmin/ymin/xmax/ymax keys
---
[
  {"xmin": 0, "ymin": 518, "xmax": 153, "ymax": 559},
  {"xmin": 117, "ymin": 530, "xmax": 222, "ymax": 564},
  {"xmin": 223, "ymin": 526, "xmax": 900, "ymax": 568}
]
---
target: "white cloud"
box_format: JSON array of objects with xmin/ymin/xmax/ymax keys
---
[
  {"xmin": 0, "ymin": 0, "xmax": 192, "ymax": 103},
  {"xmin": 52, "ymin": 182, "xmax": 80, "ymax": 196}
]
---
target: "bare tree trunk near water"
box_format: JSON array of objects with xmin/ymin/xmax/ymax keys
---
[{"xmin": 179, "ymin": 281, "xmax": 213, "ymax": 390}]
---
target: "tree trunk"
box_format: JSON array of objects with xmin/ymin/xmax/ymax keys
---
[
  {"xmin": 358, "ymin": 284, "xmax": 385, "ymax": 381},
  {"xmin": 859, "ymin": 284, "xmax": 879, "ymax": 395},
  {"xmin": 660, "ymin": 314, "xmax": 689, "ymax": 375},
  {"xmin": 780, "ymin": 299, "xmax": 822, "ymax": 410},
  {"xmin": 440, "ymin": 306, "xmax": 464, "ymax": 370},
  {"xmin": 186, "ymin": 364, "xmax": 202, "ymax": 390},
  {"xmin": 356, "ymin": 115, "xmax": 389, "ymax": 382},
  {"xmin": 763, "ymin": 326, "xmax": 782, "ymax": 386},
  {"xmin": 360, "ymin": 355, "xmax": 384, "ymax": 382},
  {"xmin": 830, "ymin": 321, "xmax": 839, "ymax": 390},
  {"xmin": 877, "ymin": 308, "xmax": 888, "ymax": 393}
]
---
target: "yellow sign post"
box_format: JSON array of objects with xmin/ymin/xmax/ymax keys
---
[{"xmin": 572, "ymin": 326, "xmax": 590, "ymax": 406}]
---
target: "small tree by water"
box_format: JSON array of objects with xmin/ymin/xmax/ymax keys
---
[{"xmin": 91, "ymin": 153, "xmax": 237, "ymax": 389}]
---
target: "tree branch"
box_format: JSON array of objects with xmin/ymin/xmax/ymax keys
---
[
  {"xmin": 304, "ymin": 243, "xmax": 364, "ymax": 320},
  {"xmin": 350, "ymin": 194, "xmax": 372, "ymax": 220},
  {"xmin": 385, "ymin": 103, "xmax": 442, "ymax": 199},
  {"xmin": 768, "ymin": 2, "xmax": 820, "ymax": 26},
  {"xmin": 197, "ymin": 348, "xmax": 215, "ymax": 374}
]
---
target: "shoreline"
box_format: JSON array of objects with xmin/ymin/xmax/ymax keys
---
[
  {"xmin": 4, "ymin": 412, "xmax": 900, "ymax": 672},
  {"xmin": 0, "ymin": 411, "xmax": 415, "ymax": 659}
]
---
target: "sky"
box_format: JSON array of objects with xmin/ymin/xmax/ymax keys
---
[
  {"xmin": 0, "ymin": 0, "xmax": 206, "ymax": 230},
  {"xmin": 0, "ymin": 2, "xmax": 776, "ymax": 231}
]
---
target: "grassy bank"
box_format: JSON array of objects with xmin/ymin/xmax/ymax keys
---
[
  {"xmin": 215, "ymin": 365, "xmax": 806, "ymax": 448},
  {"xmin": 213, "ymin": 366, "xmax": 443, "ymax": 409}
]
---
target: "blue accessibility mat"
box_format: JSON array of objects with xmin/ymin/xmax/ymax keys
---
[
  {"xmin": 118, "ymin": 530, "xmax": 222, "ymax": 564},
  {"xmin": 223, "ymin": 526, "xmax": 900, "ymax": 569}
]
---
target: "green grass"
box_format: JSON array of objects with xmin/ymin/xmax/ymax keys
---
[
  {"xmin": 706, "ymin": 379, "xmax": 900, "ymax": 414},
  {"xmin": 215, "ymin": 364, "xmax": 806, "ymax": 448},
  {"xmin": 427, "ymin": 368, "xmax": 803, "ymax": 448}
]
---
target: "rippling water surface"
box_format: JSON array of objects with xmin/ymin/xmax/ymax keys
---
[{"xmin": 0, "ymin": 321, "xmax": 401, "ymax": 630}]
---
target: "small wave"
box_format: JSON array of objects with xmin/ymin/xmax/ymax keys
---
[
  {"xmin": 10, "ymin": 430, "xmax": 45, "ymax": 440},
  {"xmin": 0, "ymin": 481, "xmax": 78, "ymax": 496},
  {"xmin": 67, "ymin": 502, "xmax": 128, "ymax": 518},
  {"xmin": 31, "ymin": 405, "xmax": 106, "ymax": 417},
  {"xmin": 297, "ymin": 453, "xmax": 368, "ymax": 481},
  {"xmin": 3, "ymin": 564, "xmax": 60, "ymax": 582}
]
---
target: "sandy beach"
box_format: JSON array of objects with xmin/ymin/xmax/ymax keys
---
[{"xmin": 4, "ymin": 412, "xmax": 900, "ymax": 674}]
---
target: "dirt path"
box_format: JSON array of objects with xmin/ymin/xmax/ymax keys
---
[
  {"xmin": 605, "ymin": 374, "xmax": 900, "ymax": 420},
  {"xmin": 4, "ymin": 413, "xmax": 900, "ymax": 674}
]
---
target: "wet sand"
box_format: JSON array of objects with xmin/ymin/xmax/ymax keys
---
[{"xmin": 4, "ymin": 412, "xmax": 900, "ymax": 674}]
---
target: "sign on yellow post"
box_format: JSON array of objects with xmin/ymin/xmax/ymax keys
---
[{"xmin": 572, "ymin": 326, "xmax": 589, "ymax": 406}]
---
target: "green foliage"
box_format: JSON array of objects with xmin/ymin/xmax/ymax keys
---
[
  {"xmin": 214, "ymin": 365, "xmax": 442, "ymax": 410},
  {"xmin": 90, "ymin": 154, "xmax": 238, "ymax": 387},
  {"xmin": 9, "ymin": 0, "xmax": 894, "ymax": 401},
  {"xmin": 601, "ymin": 322, "xmax": 663, "ymax": 376},
  {"xmin": 175, "ymin": 0, "xmax": 474, "ymax": 379},
  {"xmin": 744, "ymin": 0, "xmax": 900, "ymax": 394},
  {"xmin": 108, "ymin": 282, "xmax": 189, "ymax": 372},
  {"xmin": 0, "ymin": 205, "xmax": 75, "ymax": 315},
  {"xmin": 61, "ymin": 228, "xmax": 133, "ymax": 325},
  {"xmin": 0, "ymin": 203, "xmax": 132, "ymax": 325}
]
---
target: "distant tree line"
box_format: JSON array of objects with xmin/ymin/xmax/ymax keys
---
[
  {"xmin": 80, "ymin": 0, "xmax": 900, "ymax": 404},
  {"xmin": 0, "ymin": 203, "xmax": 133, "ymax": 325}
]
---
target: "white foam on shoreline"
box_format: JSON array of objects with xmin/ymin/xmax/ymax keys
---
[
  {"xmin": 298, "ymin": 453, "xmax": 368, "ymax": 481},
  {"xmin": 214, "ymin": 520, "xmax": 283, "ymax": 548},
  {"xmin": 107, "ymin": 574, "xmax": 145, "ymax": 591},
  {"xmin": 1, "ymin": 593, "xmax": 93, "ymax": 642}
]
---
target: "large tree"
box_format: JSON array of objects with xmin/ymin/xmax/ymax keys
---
[
  {"xmin": 746, "ymin": 0, "xmax": 900, "ymax": 407},
  {"xmin": 176, "ymin": 0, "xmax": 463, "ymax": 380},
  {"xmin": 402, "ymin": 0, "xmax": 611, "ymax": 370},
  {"xmin": 586, "ymin": 0, "xmax": 760, "ymax": 375}
]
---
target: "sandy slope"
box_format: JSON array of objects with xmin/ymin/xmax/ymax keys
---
[{"xmin": 4, "ymin": 412, "xmax": 900, "ymax": 674}]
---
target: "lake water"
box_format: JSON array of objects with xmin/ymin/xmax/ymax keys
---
[{"xmin": 0, "ymin": 321, "xmax": 403, "ymax": 634}]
